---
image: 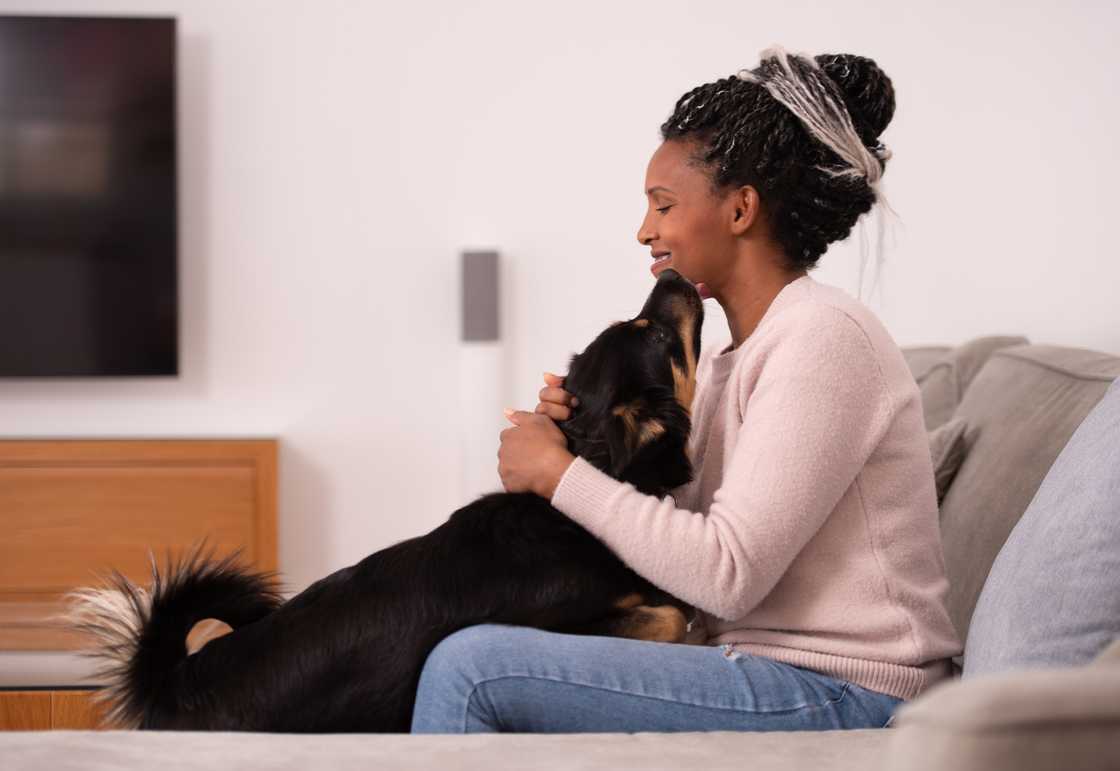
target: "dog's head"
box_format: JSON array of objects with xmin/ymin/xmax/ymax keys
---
[{"xmin": 560, "ymin": 269, "xmax": 703, "ymax": 497}]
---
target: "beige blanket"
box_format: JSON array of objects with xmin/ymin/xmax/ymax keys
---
[{"xmin": 0, "ymin": 728, "xmax": 887, "ymax": 771}]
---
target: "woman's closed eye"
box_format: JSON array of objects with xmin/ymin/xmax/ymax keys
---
[{"xmin": 656, "ymin": 205, "xmax": 673, "ymax": 214}]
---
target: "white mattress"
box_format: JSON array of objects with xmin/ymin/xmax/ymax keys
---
[{"xmin": 0, "ymin": 727, "xmax": 889, "ymax": 771}]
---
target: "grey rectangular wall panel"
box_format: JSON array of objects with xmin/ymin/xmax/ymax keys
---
[{"xmin": 461, "ymin": 251, "xmax": 499, "ymax": 342}]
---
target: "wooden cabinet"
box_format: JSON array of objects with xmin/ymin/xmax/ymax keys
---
[
  {"xmin": 0, "ymin": 689, "xmax": 109, "ymax": 730},
  {"xmin": 1, "ymin": 439, "xmax": 277, "ymax": 650},
  {"xmin": 0, "ymin": 439, "xmax": 279, "ymax": 730}
]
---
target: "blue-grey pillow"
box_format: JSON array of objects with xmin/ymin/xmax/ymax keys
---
[{"xmin": 963, "ymin": 377, "xmax": 1120, "ymax": 677}]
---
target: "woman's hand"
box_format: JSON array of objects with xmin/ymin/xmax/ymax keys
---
[
  {"xmin": 498, "ymin": 396, "xmax": 575, "ymax": 499},
  {"xmin": 534, "ymin": 371, "xmax": 579, "ymax": 421}
]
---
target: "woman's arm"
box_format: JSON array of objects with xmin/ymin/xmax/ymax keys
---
[{"xmin": 547, "ymin": 310, "xmax": 893, "ymax": 622}]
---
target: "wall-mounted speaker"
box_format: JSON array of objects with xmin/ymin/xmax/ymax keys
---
[
  {"xmin": 458, "ymin": 250, "xmax": 506, "ymax": 501},
  {"xmin": 461, "ymin": 251, "xmax": 499, "ymax": 343}
]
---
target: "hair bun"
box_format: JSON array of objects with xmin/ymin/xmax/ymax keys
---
[{"xmin": 814, "ymin": 53, "xmax": 895, "ymax": 144}]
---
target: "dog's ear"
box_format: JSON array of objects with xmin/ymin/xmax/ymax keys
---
[
  {"xmin": 604, "ymin": 388, "xmax": 690, "ymax": 482},
  {"xmin": 606, "ymin": 399, "xmax": 664, "ymax": 478}
]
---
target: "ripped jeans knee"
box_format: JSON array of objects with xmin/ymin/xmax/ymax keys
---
[{"xmin": 720, "ymin": 643, "xmax": 743, "ymax": 661}]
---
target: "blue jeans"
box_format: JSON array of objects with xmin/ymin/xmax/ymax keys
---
[{"xmin": 410, "ymin": 624, "xmax": 905, "ymax": 733}]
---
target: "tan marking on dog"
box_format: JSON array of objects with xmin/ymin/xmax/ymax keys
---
[
  {"xmin": 671, "ymin": 364, "xmax": 695, "ymax": 416},
  {"xmin": 186, "ymin": 618, "xmax": 234, "ymax": 655},
  {"xmin": 633, "ymin": 318, "xmax": 650, "ymax": 328},
  {"xmin": 611, "ymin": 403, "xmax": 640, "ymax": 441},
  {"xmin": 669, "ymin": 298, "xmax": 699, "ymax": 415},
  {"xmin": 638, "ymin": 419, "xmax": 665, "ymax": 445},
  {"xmin": 613, "ymin": 403, "xmax": 665, "ymax": 453},
  {"xmin": 626, "ymin": 605, "xmax": 688, "ymax": 643},
  {"xmin": 614, "ymin": 593, "xmax": 644, "ymax": 610}
]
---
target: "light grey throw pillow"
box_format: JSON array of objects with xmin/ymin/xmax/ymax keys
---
[
  {"xmin": 963, "ymin": 378, "xmax": 1120, "ymax": 677},
  {"xmin": 928, "ymin": 416, "xmax": 968, "ymax": 504}
]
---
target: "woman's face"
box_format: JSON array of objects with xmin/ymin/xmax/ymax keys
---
[{"xmin": 637, "ymin": 139, "xmax": 737, "ymax": 298}]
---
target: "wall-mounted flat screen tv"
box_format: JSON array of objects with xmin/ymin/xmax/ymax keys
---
[{"xmin": 0, "ymin": 15, "xmax": 177, "ymax": 377}]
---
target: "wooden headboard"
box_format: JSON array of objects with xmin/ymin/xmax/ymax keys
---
[{"xmin": 0, "ymin": 439, "xmax": 277, "ymax": 650}]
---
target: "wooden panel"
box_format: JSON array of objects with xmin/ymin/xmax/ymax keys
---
[
  {"xmin": 0, "ymin": 440, "xmax": 277, "ymax": 650},
  {"xmin": 0, "ymin": 599, "xmax": 91, "ymax": 650},
  {"xmin": 2, "ymin": 465, "xmax": 256, "ymax": 590},
  {"xmin": 0, "ymin": 691, "xmax": 51, "ymax": 731},
  {"xmin": 52, "ymin": 690, "xmax": 112, "ymax": 730}
]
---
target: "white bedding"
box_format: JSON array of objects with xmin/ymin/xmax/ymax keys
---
[{"xmin": 0, "ymin": 727, "xmax": 888, "ymax": 771}]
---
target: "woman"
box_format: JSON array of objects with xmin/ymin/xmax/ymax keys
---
[{"xmin": 410, "ymin": 46, "xmax": 962, "ymax": 733}]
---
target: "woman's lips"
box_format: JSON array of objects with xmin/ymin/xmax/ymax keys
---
[{"xmin": 651, "ymin": 257, "xmax": 712, "ymax": 299}]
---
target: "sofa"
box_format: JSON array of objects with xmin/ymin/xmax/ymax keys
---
[{"xmin": 2, "ymin": 336, "xmax": 1119, "ymax": 770}]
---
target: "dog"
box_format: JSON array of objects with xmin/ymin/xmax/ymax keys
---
[{"xmin": 63, "ymin": 268, "xmax": 705, "ymax": 733}]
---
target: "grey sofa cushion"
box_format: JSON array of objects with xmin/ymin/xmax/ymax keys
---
[
  {"xmin": 938, "ymin": 346, "xmax": 1120, "ymax": 656},
  {"xmin": 904, "ymin": 336, "xmax": 1028, "ymax": 430},
  {"xmin": 963, "ymin": 378, "xmax": 1120, "ymax": 677},
  {"xmin": 902, "ymin": 346, "xmax": 951, "ymax": 382}
]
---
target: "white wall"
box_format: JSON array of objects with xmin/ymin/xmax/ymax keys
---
[{"xmin": 1, "ymin": 0, "xmax": 1117, "ymax": 594}]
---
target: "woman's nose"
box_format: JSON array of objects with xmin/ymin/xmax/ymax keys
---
[{"xmin": 636, "ymin": 215, "xmax": 655, "ymax": 245}]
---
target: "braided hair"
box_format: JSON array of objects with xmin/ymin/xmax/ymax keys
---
[{"xmin": 661, "ymin": 48, "xmax": 895, "ymax": 273}]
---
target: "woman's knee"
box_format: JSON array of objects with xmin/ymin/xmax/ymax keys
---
[{"xmin": 421, "ymin": 623, "xmax": 522, "ymax": 680}]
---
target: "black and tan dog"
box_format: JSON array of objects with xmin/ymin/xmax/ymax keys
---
[{"xmin": 64, "ymin": 268, "xmax": 705, "ymax": 733}]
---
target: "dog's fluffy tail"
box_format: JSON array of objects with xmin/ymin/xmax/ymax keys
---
[{"xmin": 60, "ymin": 540, "xmax": 284, "ymax": 729}]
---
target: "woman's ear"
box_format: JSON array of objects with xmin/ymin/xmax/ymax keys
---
[{"xmin": 730, "ymin": 185, "xmax": 761, "ymax": 236}]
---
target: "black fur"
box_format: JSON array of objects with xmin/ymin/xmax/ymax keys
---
[{"xmin": 68, "ymin": 269, "xmax": 704, "ymax": 733}]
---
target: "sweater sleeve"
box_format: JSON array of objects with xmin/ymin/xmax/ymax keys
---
[{"xmin": 550, "ymin": 307, "xmax": 892, "ymax": 621}]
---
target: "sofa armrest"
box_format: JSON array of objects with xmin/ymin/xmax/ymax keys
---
[{"xmin": 883, "ymin": 645, "xmax": 1120, "ymax": 771}]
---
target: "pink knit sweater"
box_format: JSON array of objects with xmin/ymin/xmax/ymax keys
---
[{"xmin": 551, "ymin": 274, "xmax": 962, "ymax": 701}]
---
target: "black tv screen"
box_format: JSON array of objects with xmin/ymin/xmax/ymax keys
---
[{"xmin": 0, "ymin": 15, "xmax": 177, "ymax": 377}]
